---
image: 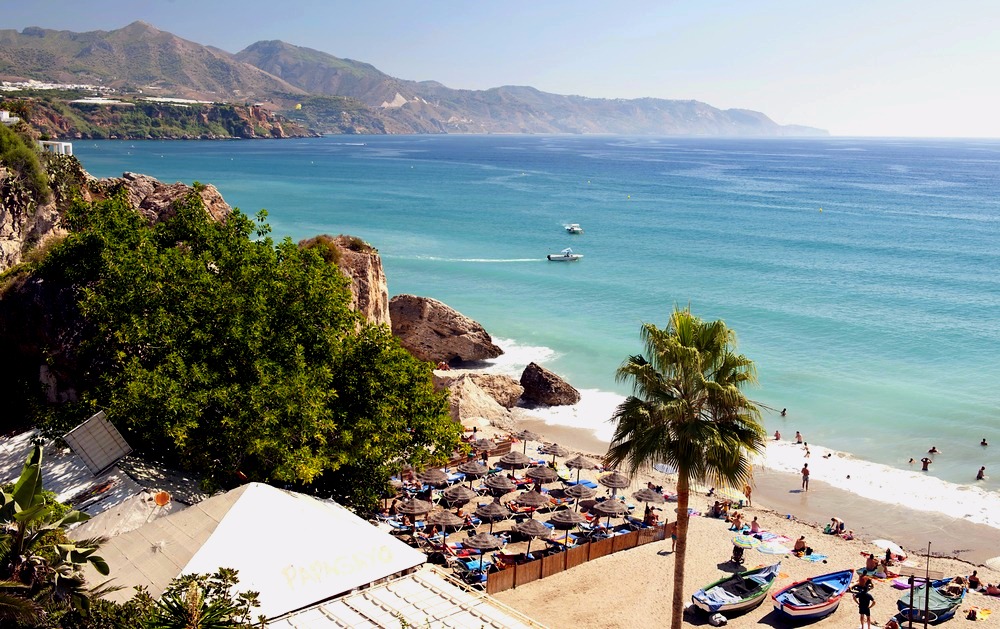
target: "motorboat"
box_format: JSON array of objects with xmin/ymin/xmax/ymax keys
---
[
  {"xmin": 547, "ymin": 248, "xmax": 583, "ymax": 262},
  {"xmin": 771, "ymin": 569, "xmax": 853, "ymax": 621},
  {"xmin": 692, "ymin": 563, "xmax": 781, "ymax": 616},
  {"xmin": 565, "ymin": 223, "xmax": 584, "ymax": 234}
]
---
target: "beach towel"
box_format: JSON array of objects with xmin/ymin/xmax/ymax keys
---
[{"xmin": 797, "ymin": 553, "xmax": 828, "ymax": 562}]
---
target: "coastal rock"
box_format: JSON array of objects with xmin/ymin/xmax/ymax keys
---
[
  {"xmin": 519, "ymin": 362, "xmax": 581, "ymax": 406},
  {"xmin": 389, "ymin": 294, "xmax": 502, "ymax": 364},
  {"xmin": 98, "ymin": 172, "xmax": 232, "ymax": 224},
  {"xmin": 442, "ymin": 375, "xmax": 513, "ymax": 430},
  {"xmin": 319, "ymin": 235, "xmax": 389, "ymax": 326},
  {"xmin": 433, "ymin": 373, "xmax": 524, "ymax": 410}
]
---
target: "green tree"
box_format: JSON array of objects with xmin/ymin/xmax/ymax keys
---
[
  {"xmin": 605, "ymin": 307, "xmax": 766, "ymax": 629},
  {"xmin": 0, "ymin": 445, "xmax": 110, "ymax": 624},
  {"xmin": 35, "ymin": 190, "xmax": 458, "ymax": 506},
  {"xmin": 0, "ymin": 123, "xmax": 49, "ymax": 206},
  {"xmin": 145, "ymin": 569, "xmax": 262, "ymax": 629}
]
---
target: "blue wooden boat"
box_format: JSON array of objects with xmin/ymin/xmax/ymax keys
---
[{"xmin": 771, "ymin": 569, "xmax": 854, "ymax": 620}]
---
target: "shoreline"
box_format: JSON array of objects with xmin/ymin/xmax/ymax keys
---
[{"xmin": 510, "ymin": 414, "xmax": 1000, "ymax": 566}]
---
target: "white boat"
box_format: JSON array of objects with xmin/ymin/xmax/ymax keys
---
[
  {"xmin": 565, "ymin": 223, "xmax": 584, "ymax": 234},
  {"xmin": 547, "ymin": 248, "xmax": 583, "ymax": 262}
]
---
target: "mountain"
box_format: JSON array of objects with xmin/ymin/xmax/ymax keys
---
[
  {"xmin": 238, "ymin": 40, "xmax": 824, "ymax": 136},
  {"xmin": 0, "ymin": 23, "xmax": 826, "ymax": 136},
  {"xmin": 0, "ymin": 22, "xmax": 304, "ymax": 101}
]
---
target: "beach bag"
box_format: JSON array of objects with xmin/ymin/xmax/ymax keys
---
[
  {"xmin": 708, "ymin": 613, "xmax": 728, "ymax": 626},
  {"xmin": 967, "ymin": 609, "xmax": 978, "ymax": 621},
  {"xmin": 805, "ymin": 546, "xmax": 814, "ymax": 555}
]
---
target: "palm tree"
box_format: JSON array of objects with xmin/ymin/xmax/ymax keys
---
[{"xmin": 606, "ymin": 307, "xmax": 766, "ymax": 629}]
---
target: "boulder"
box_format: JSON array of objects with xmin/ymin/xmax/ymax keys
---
[
  {"xmin": 389, "ymin": 294, "xmax": 502, "ymax": 364},
  {"xmin": 432, "ymin": 373, "xmax": 524, "ymax": 410},
  {"xmin": 300, "ymin": 235, "xmax": 389, "ymax": 326},
  {"xmin": 519, "ymin": 362, "xmax": 581, "ymax": 406},
  {"xmin": 100, "ymin": 172, "xmax": 232, "ymax": 224},
  {"xmin": 443, "ymin": 376, "xmax": 513, "ymax": 430}
]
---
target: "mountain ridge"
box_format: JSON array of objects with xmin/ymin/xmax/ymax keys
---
[{"xmin": 0, "ymin": 22, "xmax": 826, "ymax": 137}]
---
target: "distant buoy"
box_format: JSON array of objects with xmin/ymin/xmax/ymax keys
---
[
  {"xmin": 627, "ymin": 195, "xmax": 631, "ymax": 199},
  {"xmin": 819, "ymin": 208, "xmax": 823, "ymax": 212}
]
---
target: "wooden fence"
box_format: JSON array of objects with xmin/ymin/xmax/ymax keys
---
[{"xmin": 486, "ymin": 522, "xmax": 673, "ymax": 595}]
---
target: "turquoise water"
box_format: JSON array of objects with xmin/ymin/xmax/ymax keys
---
[{"xmin": 75, "ymin": 136, "xmax": 1000, "ymax": 494}]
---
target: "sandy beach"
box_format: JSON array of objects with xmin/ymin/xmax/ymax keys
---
[{"xmin": 471, "ymin": 417, "xmax": 1000, "ymax": 628}]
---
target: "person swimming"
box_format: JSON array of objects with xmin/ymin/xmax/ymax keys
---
[
  {"xmin": 982, "ymin": 438, "xmax": 989, "ymax": 446},
  {"xmin": 928, "ymin": 446, "xmax": 939, "ymax": 454}
]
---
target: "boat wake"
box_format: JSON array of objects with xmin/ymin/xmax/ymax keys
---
[{"xmin": 413, "ymin": 256, "xmax": 541, "ymax": 263}]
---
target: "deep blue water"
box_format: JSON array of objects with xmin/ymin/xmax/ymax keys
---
[{"xmin": 74, "ymin": 136, "xmax": 1000, "ymax": 490}]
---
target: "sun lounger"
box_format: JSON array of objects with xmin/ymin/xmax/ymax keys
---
[{"xmin": 565, "ymin": 479, "xmax": 599, "ymax": 489}]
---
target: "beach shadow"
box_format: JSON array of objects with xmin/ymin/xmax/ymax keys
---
[
  {"xmin": 789, "ymin": 489, "xmax": 805, "ymax": 494},
  {"xmin": 715, "ymin": 561, "xmax": 743, "ymax": 573},
  {"xmin": 753, "ymin": 609, "xmax": 796, "ymax": 627},
  {"xmin": 656, "ymin": 549, "xmax": 674, "ymax": 556}
]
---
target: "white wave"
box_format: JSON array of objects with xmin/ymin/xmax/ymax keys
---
[
  {"xmin": 760, "ymin": 440, "xmax": 1000, "ymax": 529},
  {"xmin": 463, "ymin": 338, "xmax": 558, "ymax": 378},
  {"xmin": 519, "ymin": 388, "xmax": 625, "ymax": 443}
]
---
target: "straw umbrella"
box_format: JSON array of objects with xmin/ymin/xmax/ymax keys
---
[
  {"xmin": 484, "ymin": 474, "xmax": 516, "ymax": 496},
  {"xmin": 396, "ymin": 497, "xmax": 434, "ymax": 516},
  {"xmin": 515, "ymin": 429, "xmax": 541, "ymax": 454},
  {"xmin": 462, "ymin": 532, "xmax": 505, "ymax": 577},
  {"xmin": 513, "ymin": 489, "xmax": 550, "ymax": 517},
  {"xmin": 564, "ymin": 483, "xmax": 596, "ymax": 511},
  {"xmin": 474, "ymin": 499, "xmax": 509, "ymax": 535},
  {"xmin": 539, "ymin": 443, "xmax": 569, "ymax": 465},
  {"xmin": 598, "ymin": 470, "xmax": 631, "ymax": 497},
  {"xmin": 456, "ymin": 460, "xmax": 489, "ymax": 489},
  {"xmin": 426, "ymin": 509, "xmax": 465, "ymax": 529},
  {"xmin": 549, "ymin": 509, "xmax": 586, "ymax": 528},
  {"xmin": 472, "ymin": 438, "xmax": 496, "ymax": 452},
  {"xmin": 513, "ymin": 518, "xmax": 551, "ymax": 558},
  {"xmin": 590, "ymin": 497, "xmax": 629, "ymax": 528},
  {"xmin": 526, "ymin": 465, "xmax": 559, "ymax": 486},
  {"xmin": 565, "ymin": 454, "xmax": 596, "ymax": 484},
  {"xmin": 633, "ymin": 487, "xmax": 666, "ymax": 521},
  {"xmin": 417, "ymin": 468, "xmax": 449, "ymax": 488},
  {"xmin": 498, "ymin": 451, "xmax": 533, "ymax": 469},
  {"xmin": 442, "ymin": 484, "xmax": 478, "ymax": 505}
]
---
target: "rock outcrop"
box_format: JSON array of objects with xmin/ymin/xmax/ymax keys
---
[
  {"xmin": 433, "ymin": 373, "xmax": 524, "ymax": 410},
  {"xmin": 434, "ymin": 374, "xmax": 513, "ymax": 430},
  {"xmin": 306, "ymin": 235, "xmax": 389, "ymax": 326},
  {"xmin": 97, "ymin": 172, "xmax": 232, "ymax": 224},
  {"xmin": 389, "ymin": 295, "xmax": 502, "ymax": 364},
  {"xmin": 520, "ymin": 362, "xmax": 581, "ymax": 406}
]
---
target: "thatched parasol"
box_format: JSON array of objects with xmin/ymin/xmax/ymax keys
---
[
  {"xmin": 549, "ymin": 508, "xmax": 586, "ymax": 528},
  {"xmin": 426, "ymin": 509, "xmax": 465, "ymax": 528},
  {"xmin": 632, "ymin": 488, "xmax": 666, "ymax": 504},
  {"xmin": 498, "ymin": 451, "xmax": 533, "ymax": 469},
  {"xmin": 526, "ymin": 465, "xmax": 559, "ymax": 485},
  {"xmin": 456, "ymin": 461, "xmax": 489, "ymax": 477},
  {"xmin": 396, "ymin": 497, "xmax": 434, "ymax": 516},
  {"xmin": 442, "ymin": 484, "xmax": 478, "ymax": 504},
  {"xmin": 514, "ymin": 518, "xmax": 552, "ymax": 557},
  {"xmin": 474, "ymin": 499, "xmax": 509, "ymax": 534},
  {"xmin": 461, "ymin": 532, "xmax": 505, "ymax": 576},
  {"xmin": 564, "ymin": 454, "xmax": 597, "ymax": 484},
  {"xmin": 539, "ymin": 443, "xmax": 569, "ymax": 464},
  {"xmin": 598, "ymin": 470, "xmax": 631, "ymax": 496},
  {"xmin": 564, "ymin": 483, "xmax": 596, "ymax": 511},
  {"xmin": 417, "ymin": 468, "xmax": 449, "ymax": 487},
  {"xmin": 515, "ymin": 429, "xmax": 541, "ymax": 453},
  {"xmin": 484, "ymin": 474, "xmax": 516, "ymax": 495},
  {"xmin": 591, "ymin": 497, "xmax": 629, "ymax": 527},
  {"xmin": 513, "ymin": 490, "xmax": 550, "ymax": 518},
  {"xmin": 472, "ymin": 438, "xmax": 497, "ymax": 452}
]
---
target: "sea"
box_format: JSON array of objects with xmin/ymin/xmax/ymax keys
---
[{"xmin": 74, "ymin": 135, "xmax": 1000, "ymax": 529}]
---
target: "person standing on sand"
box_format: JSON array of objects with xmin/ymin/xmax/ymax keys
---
[
  {"xmin": 743, "ymin": 483, "xmax": 752, "ymax": 506},
  {"xmin": 921, "ymin": 457, "xmax": 932, "ymax": 471},
  {"xmin": 853, "ymin": 587, "xmax": 875, "ymax": 629},
  {"xmin": 801, "ymin": 463, "xmax": 810, "ymax": 490}
]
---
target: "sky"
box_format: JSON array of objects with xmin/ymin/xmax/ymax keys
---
[{"xmin": 5, "ymin": 0, "xmax": 1000, "ymax": 137}]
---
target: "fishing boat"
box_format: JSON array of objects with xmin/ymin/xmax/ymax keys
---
[
  {"xmin": 547, "ymin": 248, "xmax": 583, "ymax": 261},
  {"xmin": 692, "ymin": 563, "xmax": 781, "ymax": 616},
  {"xmin": 771, "ymin": 569, "xmax": 854, "ymax": 620},
  {"xmin": 565, "ymin": 223, "xmax": 584, "ymax": 234},
  {"xmin": 895, "ymin": 577, "xmax": 966, "ymax": 624}
]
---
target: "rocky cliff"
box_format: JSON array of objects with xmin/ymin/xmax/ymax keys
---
[
  {"xmin": 299, "ymin": 234, "xmax": 390, "ymax": 326},
  {"xmin": 389, "ymin": 294, "xmax": 503, "ymax": 364}
]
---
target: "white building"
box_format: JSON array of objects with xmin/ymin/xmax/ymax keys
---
[
  {"xmin": 38, "ymin": 140, "xmax": 73, "ymax": 156},
  {"xmin": 0, "ymin": 110, "xmax": 21, "ymax": 125}
]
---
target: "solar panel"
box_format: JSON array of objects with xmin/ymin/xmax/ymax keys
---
[{"xmin": 63, "ymin": 411, "xmax": 132, "ymax": 474}]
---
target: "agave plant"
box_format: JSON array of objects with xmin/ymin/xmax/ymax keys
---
[{"xmin": 0, "ymin": 444, "xmax": 111, "ymax": 620}]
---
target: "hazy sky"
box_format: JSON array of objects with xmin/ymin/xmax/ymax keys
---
[{"xmin": 6, "ymin": 0, "xmax": 1000, "ymax": 137}]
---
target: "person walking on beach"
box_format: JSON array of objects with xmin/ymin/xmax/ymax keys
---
[
  {"xmin": 743, "ymin": 483, "xmax": 752, "ymax": 506},
  {"xmin": 853, "ymin": 586, "xmax": 875, "ymax": 629},
  {"xmin": 920, "ymin": 457, "xmax": 932, "ymax": 471},
  {"xmin": 801, "ymin": 463, "xmax": 810, "ymax": 490}
]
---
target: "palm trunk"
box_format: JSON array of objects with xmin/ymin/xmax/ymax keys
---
[{"xmin": 670, "ymin": 474, "xmax": 691, "ymax": 629}]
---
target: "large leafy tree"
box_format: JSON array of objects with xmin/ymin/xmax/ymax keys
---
[
  {"xmin": 605, "ymin": 307, "xmax": 766, "ymax": 629},
  {"xmin": 34, "ymin": 191, "xmax": 459, "ymax": 505},
  {"xmin": 0, "ymin": 445, "xmax": 110, "ymax": 624}
]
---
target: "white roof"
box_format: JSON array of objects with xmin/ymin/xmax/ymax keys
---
[
  {"xmin": 90, "ymin": 483, "xmax": 426, "ymax": 619},
  {"xmin": 268, "ymin": 566, "xmax": 546, "ymax": 629}
]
